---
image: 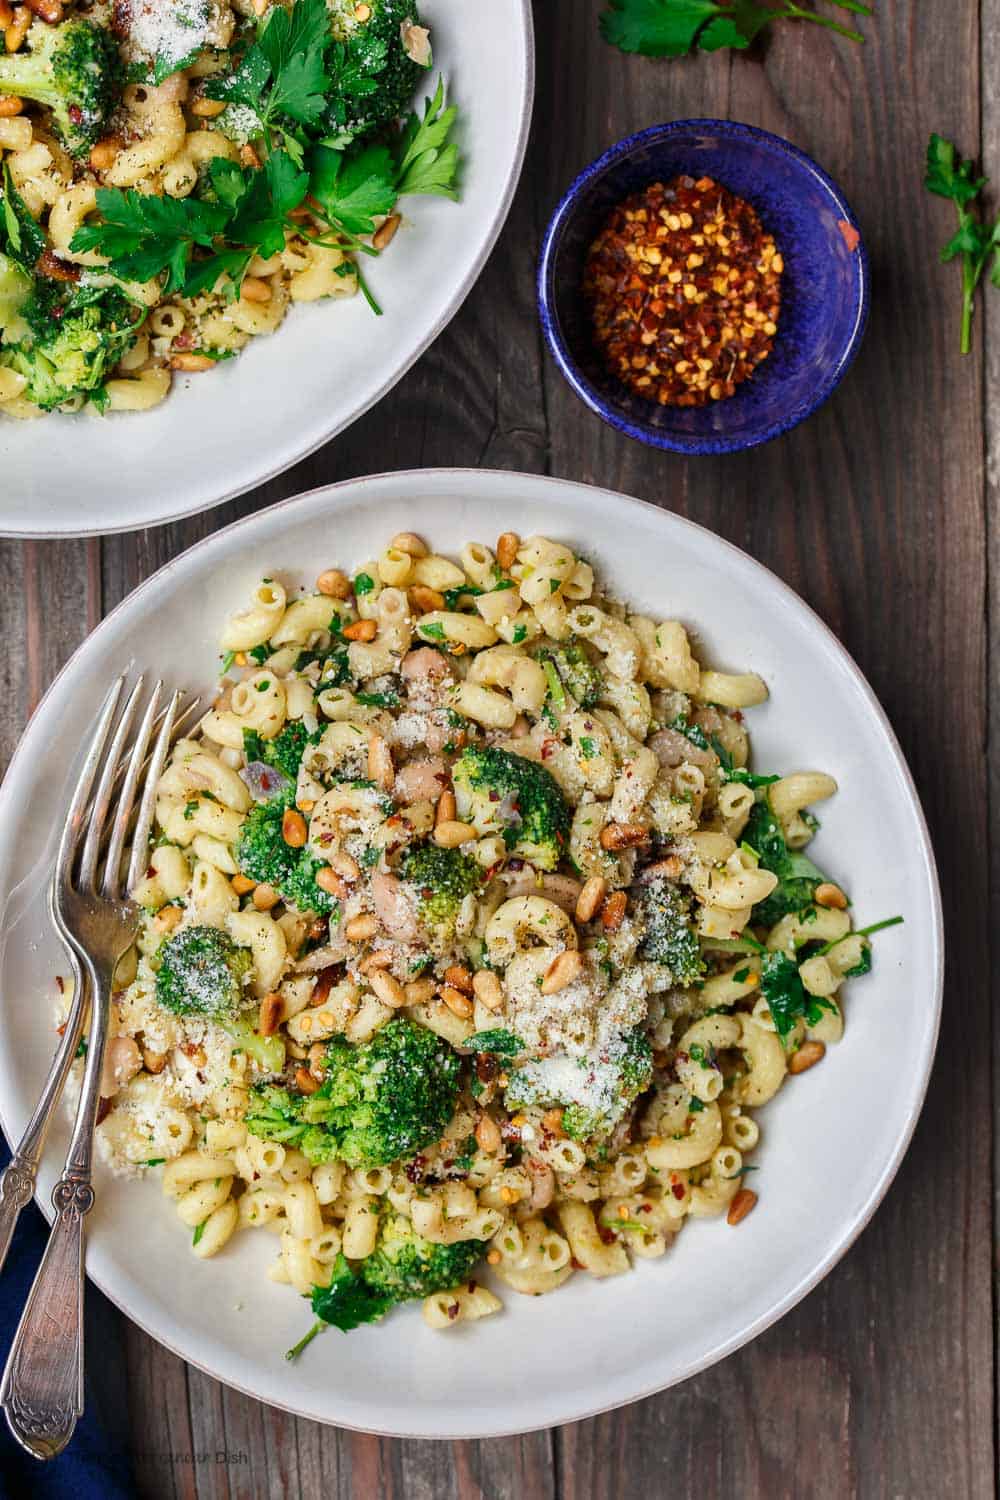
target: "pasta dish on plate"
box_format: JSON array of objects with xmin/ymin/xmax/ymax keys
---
[{"xmin": 65, "ymin": 528, "xmax": 899, "ymax": 1350}]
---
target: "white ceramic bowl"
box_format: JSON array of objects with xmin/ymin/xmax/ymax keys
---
[
  {"xmin": 0, "ymin": 471, "xmax": 942, "ymax": 1436},
  {"xmin": 0, "ymin": 6, "xmax": 533, "ymax": 539}
]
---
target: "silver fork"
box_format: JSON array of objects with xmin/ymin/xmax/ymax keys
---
[{"xmin": 1, "ymin": 677, "xmax": 181, "ymax": 1461}]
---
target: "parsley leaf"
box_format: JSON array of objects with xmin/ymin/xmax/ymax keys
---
[
  {"xmin": 309, "ymin": 143, "xmax": 398, "ymax": 236},
  {"xmin": 925, "ymin": 133, "xmax": 1000, "ymax": 353},
  {"xmin": 1, "ymin": 163, "xmax": 46, "ymax": 269},
  {"xmin": 285, "ymin": 1254, "xmax": 393, "ymax": 1359},
  {"xmin": 742, "ymin": 797, "xmax": 829, "ymax": 928},
  {"xmin": 599, "ymin": 0, "xmax": 870, "ymax": 58},
  {"xmin": 71, "ymin": 189, "xmax": 230, "ymax": 293},
  {"xmin": 394, "ymin": 78, "xmax": 460, "ymax": 199}
]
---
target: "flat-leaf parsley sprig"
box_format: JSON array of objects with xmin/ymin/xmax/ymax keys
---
[
  {"xmin": 924, "ymin": 132, "xmax": 1000, "ymax": 354},
  {"xmin": 599, "ymin": 0, "xmax": 872, "ymax": 58}
]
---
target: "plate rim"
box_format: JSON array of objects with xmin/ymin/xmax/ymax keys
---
[
  {"xmin": 0, "ymin": 8, "xmax": 535, "ymax": 541},
  {"xmin": 0, "ymin": 468, "xmax": 944, "ymax": 1436}
]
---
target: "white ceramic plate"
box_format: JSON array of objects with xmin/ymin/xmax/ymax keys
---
[
  {"xmin": 0, "ymin": 8, "xmax": 533, "ymax": 539},
  {"xmin": 0, "ymin": 471, "xmax": 942, "ymax": 1437}
]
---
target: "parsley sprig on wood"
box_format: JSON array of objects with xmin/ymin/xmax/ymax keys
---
[
  {"xmin": 70, "ymin": 0, "xmax": 459, "ymax": 315},
  {"xmin": 599, "ymin": 0, "xmax": 872, "ymax": 58},
  {"xmin": 924, "ymin": 133, "xmax": 1000, "ymax": 354}
]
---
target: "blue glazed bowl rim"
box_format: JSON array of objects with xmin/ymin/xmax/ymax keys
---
[{"xmin": 537, "ymin": 117, "xmax": 870, "ymax": 455}]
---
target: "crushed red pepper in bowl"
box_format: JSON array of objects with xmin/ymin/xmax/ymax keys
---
[{"xmin": 582, "ymin": 175, "xmax": 783, "ymax": 408}]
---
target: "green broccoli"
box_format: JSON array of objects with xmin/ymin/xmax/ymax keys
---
[
  {"xmin": 0, "ymin": 20, "xmax": 123, "ymax": 157},
  {"xmin": 505, "ymin": 1027, "xmax": 653, "ymax": 1151},
  {"xmin": 0, "ymin": 281, "xmax": 142, "ymax": 411},
  {"xmin": 325, "ymin": 0, "xmax": 426, "ymax": 144},
  {"xmin": 246, "ymin": 1017, "xmax": 461, "ymax": 1167},
  {"xmin": 452, "ymin": 746, "xmax": 571, "ymax": 871},
  {"xmin": 154, "ymin": 924, "xmax": 284, "ymax": 1072},
  {"xmin": 536, "ymin": 640, "xmax": 603, "ymax": 709},
  {"xmin": 235, "ymin": 790, "xmax": 336, "ymax": 915},
  {"xmin": 243, "ymin": 722, "xmax": 318, "ymax": 781},
  {"xmin": 397, "ymin": 840, "xmax": 482, "ymax": 944},
  {"xmin": 634, "ymin": 876, "xmax": 705, "ymax": 986}
]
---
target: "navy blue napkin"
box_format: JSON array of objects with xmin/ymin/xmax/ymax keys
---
[{"xmin": 0, "ymin": 1139, "xmax": 136, "ymax": 1498}]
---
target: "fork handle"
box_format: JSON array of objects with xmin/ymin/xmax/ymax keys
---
[
  {"xmin": 0, "ymin": 1154, "xmax": 37, "ymax": 1279},
  {"xmin": 0, "ymin": 1173, "xmax": 93, "ymax": 1459}
]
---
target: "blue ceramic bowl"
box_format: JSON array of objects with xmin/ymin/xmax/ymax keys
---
[{"xmin": 537, "ymin": 119, "xmax": 869, "ymax": 455}]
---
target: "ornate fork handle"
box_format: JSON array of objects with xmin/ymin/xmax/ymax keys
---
[{"xmin": 0, "ymin": 1155, "xmax": 40, "ymax": 1276}]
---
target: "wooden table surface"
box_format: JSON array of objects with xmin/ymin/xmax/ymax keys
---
[{"xmin": 1, "ymin": 2, "xmax": 995, "ymax": 1495}]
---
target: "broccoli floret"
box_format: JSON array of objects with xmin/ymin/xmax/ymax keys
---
[
  {"xmin": 361, "ymin": 1212, "xmax": 483, "ymax": 1300},
  {"xmin": 235, "ymin": 791, "xmax": 336, "ymax": 915},
  {"xmin": 0, "ymin": 281, "xmax": 142, "ymax": 411},
  {"xmin": 397, "ymin": 840, "xmax": 482, "ymax": 943},
  {"xmin": 246, "ymin": 1017, "xmax": 460, "ymax": 1167},
  {"xmin": 243, "ymin": 722, "xmax": 318, "ymax": 781},
  {"xmin": 324, "ymin": 0, "xmax": 426, "ymax": 144},
  {"xmin": 453, "ymin": 746, "xmax": 571, "ymax": 872},
  {"xmin": 536, "ymin": 640, "xmax": 603, "ymax": 709},
  {"xmin": 0, "ymin": 20, "xmax": 123, "ymax": 157},
  {"xmin": 505, "ymin": 1027, "xmax": 653, "ymax": 1151},
  {"xmin": 153, "ymin": 924, "xmax": 287, "ymax": 1072},
  {"xmin": 634, "ymin": 876, "xmax": 705, "ymax": 986}
]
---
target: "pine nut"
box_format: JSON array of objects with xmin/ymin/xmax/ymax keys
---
[
  {"xmin": 0, "ymin": 94, "xmax": 21, "ymax": 116},
  {"xmin": 601, "ymin": 890, "xmax": 628, "ymax": 932},
  {"xmin": 373, "ymin": 213, "xmax": 401, "ymax": 251},
  {"xmin": 315, "ymin": 866, "xmax": 349, "ymax": 900},
  {"xmin": 814, "ymin": 883, "xmax": 848, "ymax": 910},
  {"xmin": 575, "ymin": 875, "xmax": 607, "ymax": 924},
  {"xmin": 308, "ymin": 1041, "xmax": 328, "ymax": 1078},
  {"xmin": 433, "ymin": 820, "xmax": 475, "ymax": 848},
  {"xmin": 472, "ymin": 969, "xmax": 504, "ymax": 1011},
  {"xmin": 282, "ymin": 807, "xmax": 307, "ymax": 848},
  {"xmin": 311, "ymin": 967, "xmax": 337, "ymax": 1007},
  {"xmin": 727, "ymin": 1188, "xmax": 758, "ymax": 1225},
  {"xmin": 345, "ymin": 913, "xmax": 378, "ymax": 942},
  {"xmin": 258, "ymin": 992, "xmax": 283, "ymax": 1037},
  {"xmin": 343, "ymin": 618, "xmax": 377, "ymax": 642},
  {"xmin": 295, "ymin": 1066, "xmax": 320, "ymax": 1095},
  {"xmin": 440, "ymin": 985, "xmax": 473, "ymax": 1018},
  {"xmin": 89, "ymin": 140, "xmax": 119, "ymax": 171},
  {"xmin": 435, "ymin": 789, "xmax": 456, "ymax": 826},
  {"xmin": 239, "ymin": 144, "xmax": 261, "ymax": 169},
  {"xmin": 642, "ymin": 856, "xmax": 683, "ymax": 881},
  {"xmin": 240, "ymin": 276, "xmax": 272, "ymax": 304},
  {"xmin": 330, "ymin": 850, "xmax": 360, "ymax": 882},
  {"xmin": 541, "ymin": 1107, "xmax": 565, "ymax": 1137},
  {"xmin": 368, "ymin": 732, "xmax": 394, "ymax": 792},
  {"xmin": 599, "ymin": 821, "xmax": 651, "ymax": 851},
  {"xmin": 486, "ymin": 1249, "xmax": 501, "ymax": 1266},
  {"xmin": 788, "ymin": 1040, "xmax": 826, "ymax": 1075},
  {"xmin": 5, "ymin": 10, "xmax": 29, "ymax": 50},
  {"xmin": 251, "ymin": 0, "xmax": 267, "ymax": 13},
  {"xmin": 171, "ymin": 353, "xmax": 215, "ymax": 372},
  {"xmin": 191, "ymin": 96, "xmax": 226, "ymax": 118},
  {"xmin": 496, "ymin": 532, "xmax": 519, "ymax": 570},
  {"xmin": 252, "ymin": 882, "xmax": 281, "ymax": 911},
  {"xmin": 370, "ymin": 969, "xmax": 406, "ymax": 1008},
  {"xmin": 475, "ymin": 1114, "xmax": 501, "ymax": 1153},
  {"xmin": 410, "ymin": 584, "xmax": 444, "ymax": 613},
  {"xmin": 152, "ymin": 905, "xmax": 182, "ymax": 935},
  {"xmin": 297, "ymin": 799, "xmax": 315, "ymax": 814},
  {"xmin": 25, "ymin": 0, "xmax": 60, "ymax": 22},
  {"xmin": 232, "ymin": 874, "xmax": 256, "ymax": 895},
  {"xmin": 0, "ymin": 4, "xmax": 12, "ymax": 30},
  {"xmin": 404, "ymin": 977, "xmax": 437, "ymax": 1005},
  {"xmin": 391, "ymin": 532, "xmax": 427, "ymax": 557},
  {"xmin": 142, "ymin": 1047, "xmax": 167, "ymax": 1075},
  {"xmin": 359, "ymin": 950, "xmax": 394, "ymax": 975},
  {"xmin": 317, "ymin": 568, "xmax": 351, "ymax": 599},
  {"xmin": 354, "ymin": 3, "xmax": 371, "ymax": 20},
  {"xmin": 541, "ymin": 950, "xmax": 583, "ymax": 995},
  {"xmin": 444, "ymin": 964, "xmax": 474, "ymax": 995}
]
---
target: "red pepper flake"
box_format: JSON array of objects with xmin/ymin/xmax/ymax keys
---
[
  {"xmin": 837, "ymin": 218, "xmax": 861, "ymax": 253},
  {"xmin": 405, "ymin": 1154, "xmax": 427, "ymax": 1184},
  {"xmin": 671, "ymin": 1182, "xmax": 686, "ymax": 1201},
  {"xmin": 447, "ymin": 1301, "xmax": 460, "ymax": 1321},
  {"xmin": 583, "ymin": 175, "xmax": 782, "ymax": 409}
]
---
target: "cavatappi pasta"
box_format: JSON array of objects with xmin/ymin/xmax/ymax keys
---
[{"xmin": 70, "ymin": 530, "xmax": 898, "ymax": 1345}]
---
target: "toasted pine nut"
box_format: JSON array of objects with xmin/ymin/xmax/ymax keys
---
[
  {"xmin": 89, "ymin": 140, "xmax": 119, "ymax": 171},
  {"xmin": 251, "ymin": 0, "xmax": 267, "ymax": 13},
  {"xmin": 599, "ymin": 821, "xmax": 651, "ymax": 851},
  {"xmin": 575, "ymin": 874, "xmax": 607, "ymax": 924},
  {"xmin": 814, "ymin": 883, "xmax": 848, "ymax": 910},
  {"xmin": 510, "ymin": 714, "xmax": 530, "ymax": 738},
  {"xmin": 368, "ymin": 732, "xmax": 394, "ymax": 792},
  {"xmin": 240, "ymin": 144, "xmax": 261, "ymax": 169},
  {"xmin": 727, "ymin": 1188, "xmax": 758, "ymax": 1226},
  {"xmin": 345, "ymin": 913, "xmax": 378, "ymax": 943},
  {"xmin": 152, "ymin": 905, "xmax": 182, "ymax": 935},
  {"xmin": 391, "ymin": 531, "xmax": 427, "ymax": 558},
  {"xmin": 354, "ymin": 3, "xmax": 371, "ymax": 21},
  {"xmin": 601, "ymin": 890, "xmax": 627, "ymax": 932},
  {"xmin": 282, "ymin": 807, "xmax": 307, "ymax": 848},
  {"xmin": 358, "ymin": 950, "xmax": 394, "ymax": 975},
  {"xmin": 0, "ymin": 93, "xmax": 21, "ymax": 116},
  {"xmin": 240, "ymin": 276, "xmax": 272, "ymax": 304},
  {"xmin": 330, "ymin": 850, "xmax": 360, "ymax": 882},
  {"xmin": 25, "ymin": 0, "xmax": 61, "ymax": 22},
  {"xmin": 0, "ymin": 3, "xmax": 12, "ymax": 30},
  {"xmin": 444, "ymin": 964, "xmax": 474, "ymax": 996},
  {"xmin": 472, "ymin": 969, "xmax": 504, "ymax": 1011},
  {"xmin": 316, "ymin": 568, "xmax": 351, "ymax": 599},
  {"xmin": 496, "ymin": 532, "xmax": 519, "ymax": 571},
  {"xmin": 475, "ymin": 1114, "xmax": 502, "ymax": 1153},
  {"xmin": 642, "ymin": 855, "xmax": 683, "ymax": 881},
  {"xmin": 258, "ymin": 992, "xmax": 283, "ymax": 1037},
  {"xmin": 788, "ymin": 1040, "xmax": 826, "ymax": 1075},
  {"xmin": 541, "ymin": 950, "xmax": 583, "ymax": 995},
  {"xmin": 541, "ymin": 1107, "xmax": 566, "ymax": 1137},
  {"xmin": 486, "ymin": 1249, "xmax": 501, "ymax": 1266},
  {"xmin": 252, "ymin": 882, "xmax": 281, "ymax": 912},
  {"xmin": 142, "ymin": 1046, "xmax": 167, "ymax": 1074},
  {"xmin": 191, "ymin": 96, "xmax": 226, "ymax": 118},
  {"xmin": 295, "ymin": 1066, "xmax": 320, "ymax": 1095},
  {"xmin": 307, "ymin": 1041, "xmax": 328, "ymax": 1079},
  {"xmin": 372, "ymin": 212, "xmax": 401, "ymax": 252},
  {"xmin": 404, "ymin": 977, "xmax": 437, "ymax": 1005},
  {"xmin": 410, "ymin": 584, "xmax": 444, "ymax": 613},
  {"xmin": 315, "ymin": 866, "xmax": 349, "ymax": 900},
  {"xmin": 5, "ymin": 9, "xmax": 29, "ymax": 50},
  {"xmin": 433, "ymin": 820, "xmax": 475, "ymax": 849},
  {"xmin": 171, "ymin": 353, "xmax": 215, "ymax": 372},
  {"xmin": 297, "ymin": 799, "xmax": 315, "ymax": 814},
  {"xmin": 343, "ymin": 618, "xmax": 377, "ymax": 642},
  {"xmin": 370, "ymin": 969, "xmax": 406, "ymax": 1008},
  {"xmin": 435, "ymin": 789, "xmax": 456, "ymax": 826},
  {"xmin": 440, "ymin": 985, "xmax": 473, "ymax": 1018},
  {"xmin": 232, "ymin": 873, "xmax": 256, "ymax": 895}
]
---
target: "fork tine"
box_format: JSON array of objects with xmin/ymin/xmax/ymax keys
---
[
  {"xmin": 54, "ymin": 676, "xmax": 126, "ymax": 897},
  {"xmin": 77, "ymin": 676, "xmax": 145, "ymax": 894},
  {"xmin": 125, "ymin": 690, "xmax": 181, "ymax": 898},
  {"xmin": 101, "ymin": 683, "xmax": 163, "ymax": 900}
]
